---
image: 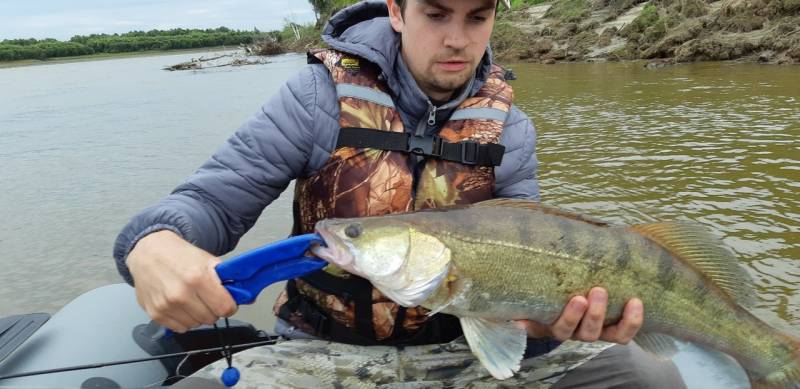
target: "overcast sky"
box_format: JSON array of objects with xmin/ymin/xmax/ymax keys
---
[{"xmin": 0, "ymin": 0, "xmax": 318, "ymax": 41}]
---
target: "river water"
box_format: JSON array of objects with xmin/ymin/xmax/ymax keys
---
[{"xmin": 0, "ymin": 53, "xmax": 797, "ymax": 332}]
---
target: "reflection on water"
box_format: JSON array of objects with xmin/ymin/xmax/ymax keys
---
[
  {"xmin": 511, "ymin": 61, "xmax": 799, "ymax": 325},
  {"xmin": 0, "ymin": 55, "xmax": 798, "ymax": 330}
]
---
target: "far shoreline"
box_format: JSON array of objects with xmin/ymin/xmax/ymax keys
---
[
  {"xmin": 2, "ymin": 46, "xmax": 792, "ymax": 72},
  {"xmin": 0, "ymin": 46, "xmax": 238, "ymax": 69}
]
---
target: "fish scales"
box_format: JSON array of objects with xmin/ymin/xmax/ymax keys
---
[
  {"xmin": 399, "ymin": 206, "xmax": 660, "ymax": 319},
  {"xmin": 409, "ymin": 206, "xmax": 793, "ymax": 374}
]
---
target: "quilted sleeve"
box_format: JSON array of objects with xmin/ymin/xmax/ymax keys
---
[
  {"xmin": 493, "ymin": 105, "xmax": 540, "ymax": 201},
  {"xmin": 113, "ymin": 64, "xmax": 328, "ymax": 284}
]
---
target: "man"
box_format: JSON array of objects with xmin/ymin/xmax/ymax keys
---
[{"xmin": 115, "ymin": 0, "xmax": 685, "ymax": 386}]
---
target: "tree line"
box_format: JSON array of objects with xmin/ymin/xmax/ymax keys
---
[
  {"xmin": 0, "ymin": 27, "xmax": 263, "ymax": 62},
  {"xmin": 2, "ymin": 2, "xmax": 374, "ymax": 63}
]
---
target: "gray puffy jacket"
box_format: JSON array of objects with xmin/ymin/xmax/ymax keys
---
[{"xmin": 114, "ymin": 1, "xmax": 540, "ymax": 283}]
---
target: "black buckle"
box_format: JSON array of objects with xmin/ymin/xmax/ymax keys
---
[
  {"xmin": 284, "ymin": 294, "xmax": 329, "ymax": 336},
  {"xmin": 311, "ymin": 311, "xmax": 329, "ymax": 335},
  {"xmin": 461, "ymin": 141, "xmax": 478, "ymax": 165},
  {"xmin": 408, "ymin": 135, "xmax": 442, "ymax": 157}
]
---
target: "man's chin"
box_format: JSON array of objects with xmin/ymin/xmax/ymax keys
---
[{"xmin": 429, "ymin": 73, "xmax": 472, "ymax": 95}]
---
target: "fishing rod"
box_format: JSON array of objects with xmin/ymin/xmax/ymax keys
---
[{"xmin": 0, "ymin": 336, "xmax": 279, "ymax": 381}]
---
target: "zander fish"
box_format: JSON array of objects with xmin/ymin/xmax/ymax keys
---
[{"xmin": 311, "ymin": 199, "xmax": 800, "ymax": 387}]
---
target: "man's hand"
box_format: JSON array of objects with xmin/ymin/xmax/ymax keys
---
[
  {"xmin": 127, "ymin": 230, "xmax": 237, "ymax": 333},
  {"xmin": 516, "ymin": 287, "xmax": 643, "ymax": 343}
]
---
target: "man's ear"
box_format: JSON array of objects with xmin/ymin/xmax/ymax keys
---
[{"xmin": 387, "ymin": 0, "xmax": 404, "ymax": 33}]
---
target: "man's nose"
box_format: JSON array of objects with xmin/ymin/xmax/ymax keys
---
[{"xmin": 443, "ymin": 22, "xmax": 469, "ymax": 50}]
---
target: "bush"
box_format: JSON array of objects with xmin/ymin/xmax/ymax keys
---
[
  {"xmin": 276, "ymin": 23, "xmax": 323, "ymax": 52},
  {"xmin": 546, "ymin": 0, "xmax": 592, "ymax": 23},
  {"xmin": 510, "ymin": 0, "xmax": 551, "ymax": 6},
  {"xmin": 491, "ymin": 20, "xmax": 534, "ymax": 60},
  {"xmin": 308, "ymin": 0, "xmax": 360, "ymax": 26},
  {"xmin": 629, "ymin": 3, "xmax": 661, "ymax": 33}
]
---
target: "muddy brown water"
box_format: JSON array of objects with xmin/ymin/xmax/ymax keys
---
[{"xmin": 0, "ymin": 54, "xmax": 797, "ymax": 332}]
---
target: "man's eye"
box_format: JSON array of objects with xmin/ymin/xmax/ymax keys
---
[
  {"xmin": 426, "ymin": 13, "xmax": 445, "ymax": 21},
  {"xmin": 470, "ymin": 15, "xmax": 488, "ymax": 23}
]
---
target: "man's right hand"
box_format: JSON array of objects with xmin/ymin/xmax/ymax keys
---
[{"xmin": 127, "ymin": 230, "xmax": 238, "ymax": 333}]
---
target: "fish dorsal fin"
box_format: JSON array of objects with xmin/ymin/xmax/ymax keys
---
[
  {"xmin": 460, "ymin": 317, "xmax": 527, "ymax": 380},
  {"xmin": 628, "ymin": 222, "xmax": 756, "ymax": 307},
  {"xmin": 634, "ymin": 332, "xmax": 679, "ymax": 360},
  {"xmin": 473, "ymin": 199, "xmax": 612, "ymax": 227}
]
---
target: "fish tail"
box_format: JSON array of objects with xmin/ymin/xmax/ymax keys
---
[{"xmin": 749, "ymin": 332, "xmax": 800, "ymax": 389}]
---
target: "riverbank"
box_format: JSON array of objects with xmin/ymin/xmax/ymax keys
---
[
  {"xmin": 5, "ymin": 0, "xmax": 798, "ymax": 70},
  {"xmin": 279, "ymin": 0, "xmax": 800, "ymax": 65},
  {"xmin": 257, "ymin": 0, "xmax": 800, "ymax": 66},
  {"xmin": 0, "ymin": 46, "xmax": 236, "ymax": 69},
  {"xmin": 494, "ymin": 0, "xmax": 800, "ymax": 65}
]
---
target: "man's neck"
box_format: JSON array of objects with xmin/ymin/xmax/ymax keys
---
[
  {"xmin": 426, "ymin": 89, "xmax": 455, "ymax": 103},
  {"xmin": 430, "ymin": 97, "xmax": 449, "ymax": 107}
]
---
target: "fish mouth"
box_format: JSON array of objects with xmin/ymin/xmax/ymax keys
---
[{"xmin": 312, "ymin": 222, "xmax": 354, "ymax": 268}]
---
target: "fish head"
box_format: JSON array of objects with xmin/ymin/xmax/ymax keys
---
[
  {"xmin": 312, "ymin": 217, "xmax": 412, "ymax": 282},
  {"xmin": 312, "ymin": 216, "xmax": 451, "ymax": 307}
]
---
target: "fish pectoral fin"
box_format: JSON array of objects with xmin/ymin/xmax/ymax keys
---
[
  {"xmin": 634, "ymin": 333, "xmax": 679, "ymax": 360},
  {"xmin": 427, "ymin": 279, "xmax": 472, "ymax": 317},
  {"xmin": 460, "ymin": 317, "xmax": 527, "ymax": 380}
]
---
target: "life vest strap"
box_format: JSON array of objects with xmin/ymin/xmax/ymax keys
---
[
  {"xmin": 336, "ymin": 127, "xmax": 505, "ymax": 167},
  {"xmin": 299, "ymin": 271, "xmax": 376, "ymax": 340},
  {"xmin": 280, "ymin": 273, "xmax": 463, "ymax": 346}
]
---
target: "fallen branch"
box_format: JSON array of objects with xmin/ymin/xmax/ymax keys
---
[{"xmin": 164, "ymin": 53, "xmax": 269, "ymax": 71}]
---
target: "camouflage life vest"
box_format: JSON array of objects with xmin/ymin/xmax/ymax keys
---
[{"xmin": 274, "ymin": 49, "xmax": 514, "ymax": 345}]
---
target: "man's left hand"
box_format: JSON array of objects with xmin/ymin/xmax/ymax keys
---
[{"xmin": 515, "ymin": 287, "xmax": 644, "ymax": 344}]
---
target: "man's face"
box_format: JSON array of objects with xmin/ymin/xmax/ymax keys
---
[{"xmin": 388, "ymin": 0, "xmax": 496, "ymax": 102}]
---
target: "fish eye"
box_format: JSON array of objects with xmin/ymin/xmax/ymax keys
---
[{"xmin": 345, "ymin": 223, "xmax": 363, "ymax": 239}]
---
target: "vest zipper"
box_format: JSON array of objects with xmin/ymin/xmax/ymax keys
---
[
  {"xmin": 427, "ymin": 105, "xmax": 437, "ymax": 126},
  {"xmin": 411, "ymin": 102, "xmax": 438, "ymax": 201},
  {"xmin": 416, "ymin": 102, "xmax": 436, "ymax": 136}
]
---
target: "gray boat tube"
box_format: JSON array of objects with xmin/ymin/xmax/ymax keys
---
[{"xmin": 0, "ymin": 284, "xmax": 170, "ymax": 388}]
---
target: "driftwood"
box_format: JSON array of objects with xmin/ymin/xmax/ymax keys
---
[
  {"xmin": 244, "ymin": 36, "xmax": 285, "ymax": 56},
  {"xmin": 164, "ymin": 53, "xmax": 270, "ymax": 71}
]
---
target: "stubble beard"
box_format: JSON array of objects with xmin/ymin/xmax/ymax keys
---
[{"xmin": 423, "ymin": 64, "xmax": 474, "ymax": 98}]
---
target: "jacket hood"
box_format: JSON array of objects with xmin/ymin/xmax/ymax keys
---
[{"xmin": 321, "ymin": 1, "xmax": 494, "ymax": 115}]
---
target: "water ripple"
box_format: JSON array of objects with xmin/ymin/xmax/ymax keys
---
[{"xmin": 514, "ymin": 62, "xmax": 800, "ymax": 325}]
